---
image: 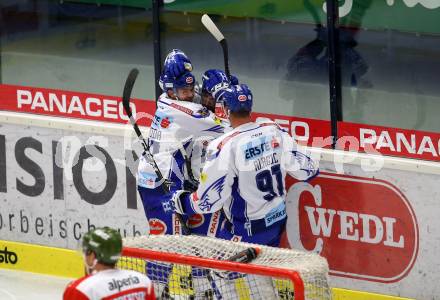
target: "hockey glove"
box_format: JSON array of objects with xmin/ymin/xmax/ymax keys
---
[
  {"xmin": 171, "ymin": 190, "xmax": 191, "ymax": 215},
  {"xmin": 183, "ymin": 178, "xmax": 199, "ymax": 192}
]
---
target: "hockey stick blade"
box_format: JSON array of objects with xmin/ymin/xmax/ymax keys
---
[
  {"xmin": 201, "ymin": 14, "xmax": 224, "ymax": 42},
  {"xmin": 122, "ymin": 68, "xmax": 139, "ymax": 117},
  {"xmin": 122, "ymin": 68, "xmax": 143, "ymax": 139},
  {"xmin": 210, "ymin": 247, "xmax": 261, "ymax": 284},
  {"xmin": 121, "ymin": 68, "xmax": 168, "ymax": 190},
  {"xmin": 122, "ymin": 68, "xmax": 165, "ymax": 188},
  {"xmin": 227, "ymin": 247, "xmax": 260, "ymax": 263}
]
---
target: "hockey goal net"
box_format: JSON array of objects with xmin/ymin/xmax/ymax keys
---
[{"xmin": 118, "ymin": 235, "xmax": 331, "ymax": 300}]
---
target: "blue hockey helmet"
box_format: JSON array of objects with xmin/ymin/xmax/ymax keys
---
[
  {"xmin": 217, "ymin": 84, "xmax": 253, "ymax": 113},
  {"xmin": 164, "ymin": 49, "xmax": 193, "ymax": 78},
  {"xmin": 173, "ymin": 72, "xmax": 195, "ymax": 89},
  {"xmin": 201, "ymin": 69, "xmax": 241, "ymax": 97},
  {"xmin": 160, "ymin": 71, "xmax": 195, "ymax": 91}
]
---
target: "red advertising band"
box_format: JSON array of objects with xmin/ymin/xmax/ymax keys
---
[{"xmin": 1, "ymin": 83, "xmax": 439, "ymax": 162}]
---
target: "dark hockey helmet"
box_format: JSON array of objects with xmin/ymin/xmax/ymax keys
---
[
  {"xmin": 216, "ymin": 84, "xmax": 253, "ymax": 113},
  {"xmin": 164, "ymin": 49, "xmax": 193, "ymax": 78},
  {"xmin": 82, "ymin": 227, "xmax": 122, "ymax": 265}
]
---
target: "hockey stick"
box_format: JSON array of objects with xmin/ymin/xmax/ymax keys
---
[
  {"xmin": 227, "ymin": 247, "xmax": 260, "ymax": 263},
  {"xmin": 122, "ymin": 68, "xmax": 191, "ymax": 235},
  {"xmin": 122, "ymin": 68, "xmax": 171, "ymax": 194},
  {"xmin": 201, "ymin": 14, "xmax": 230, "ymax": 78},
  {"xmin": 205, "ymin": 247, "xmax": 260, "ymax": 299}
]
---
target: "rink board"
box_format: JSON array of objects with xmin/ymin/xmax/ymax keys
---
[
  {"xmin": 0, "ymin": 240, "xmax": 83, "ymax": 278},
  {"xmin": 0, "ymin": 239, "xmax": 412, "ymax": 300}
]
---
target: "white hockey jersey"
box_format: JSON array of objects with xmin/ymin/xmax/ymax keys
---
[
  {"xmin": 63, "ymin": 269, "xmax": 155, "ymax": 300},
  {"xmin": 185, "ymin": 119, "xmax": 318, "ymax": 236},
  {"xmin": 138, "ymin": 93, "xmax": 228, "ymax": 191}
]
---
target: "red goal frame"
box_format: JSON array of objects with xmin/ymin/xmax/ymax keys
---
[{"xmin": 122, "ymin": 247, "xmax": 305, "ymax": 300}]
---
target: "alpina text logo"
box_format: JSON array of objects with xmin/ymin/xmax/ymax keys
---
[{"xmin": 285, "ymin": 173, "xmax": 419, "ymax": 283}]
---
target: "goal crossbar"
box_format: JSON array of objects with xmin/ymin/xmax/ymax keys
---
[{"xmin": 122, "ymin": 247, "xmax": 305, "ymax": 300}]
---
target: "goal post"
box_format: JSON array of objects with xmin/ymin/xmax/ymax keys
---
[{"xmin": 118, "ymin": 235, "xmax": 331, "ymax": 300}]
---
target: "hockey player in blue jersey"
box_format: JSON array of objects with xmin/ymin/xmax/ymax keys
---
[
  {"xmin": 137, "ymin": 50, "xmax": 234, "ymax": 237},
  {"xmin": 171, "ymin": 84, "xmax": 319, "ymax": 246}
]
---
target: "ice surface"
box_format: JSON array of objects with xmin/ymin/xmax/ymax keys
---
[{"xmin": 0, "ymin": 269, "xmax": 72, "ymax": 300}]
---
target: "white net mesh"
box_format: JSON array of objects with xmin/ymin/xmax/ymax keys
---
[{"xmin": 119, "ymin": 235, "xmax": 331, "ymax": 300}]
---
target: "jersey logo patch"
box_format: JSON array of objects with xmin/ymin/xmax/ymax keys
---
[
  {"xmin": 149, "ymin": 218, "xmax": 167, "ymax": 235},
  {"xmin": 271, "ymin": 136, "xmax": 280, "ymax": 148},
  {"xmin": 160, "ymin": 117, "xmax": 171, "ymax": 128},
  {"xmin": 264, "ymin": 203, "xmax": 287, "ymax": 227},
  {"xmin": 108, "ymin": 274, "xmax": 141, "ymax": 291},
  {"xmin": 186, "ymin": 76, "xmax": 194, "ymax": 84},
  {"xmin": 238, "ymin": 94, "xmax": 247, "ymax": 102},
  {"xmin": 169, "ymin": 102, "xmax": 194, "ymax": 115},
  {"xmin": 187, "ymin": 214, "xmax": 205, "ymax": 228},
  {"xmin": 292, "ymin": 151, "xmax": 318, "ymax": 178},
  {"xmin": 208, "ymin": 211, "xmax": 221, "ymax": 236},
  {"xmin": 184, "ymin": 62, "xmax": 193, "ymax": 72},
  {"xmin": 200, "ymin": 173, "xmax": 208, "ymax": 183},
  {"xmin": 242, "ymin": 135, "xmax": 278, "ymax": 161},
  {"xmin": 198, "ymin": 176, "xmax": 226, "ymax": 212},
  {"xmin": 153, "ymin": 111, "xmax": 173, "ymax": 129},
  {"xmin": 138, "ymin": 172, "xmax": 157, "ymax": 189}
]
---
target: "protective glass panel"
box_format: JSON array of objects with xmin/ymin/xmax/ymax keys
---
[
  {"xmin": 0, "ymin": 0, "xmax": 154, "ymax": 99},
  {"xmin": 161, "ymin": 0, "xmax": 330, "ymax": 120},
  {"xmin": 339, "ymin": 0, "xmax": 440, "ymax": 132}
]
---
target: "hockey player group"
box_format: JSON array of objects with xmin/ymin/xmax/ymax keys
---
[
  {"xmin": 63, "ymin": 49, "xmax": 318, "ymax": 300},
  {"xmin": 138, "ymin": 49, "xmax": 318, "ymax": 246}
]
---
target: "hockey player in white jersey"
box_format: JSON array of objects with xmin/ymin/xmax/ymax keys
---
[
  {"xmin": 171, "ymin": 84, "xmax": 319, "ymax": 246},
  {"xmin": 137, "ymin": 50, "xmax": 232, "ymax": 236}
]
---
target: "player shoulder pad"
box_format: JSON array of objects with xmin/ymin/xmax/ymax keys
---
[
  {"xmin": 158, "ymin": 99, "xmax": 215, "ymax": 120},
  {"xmin": 256, "ymin": 118, "xmax": 287, "ymax": 132},
  {"xmin": 205, "ymin": 129, "xmax": 241, "ymax": 161}
]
